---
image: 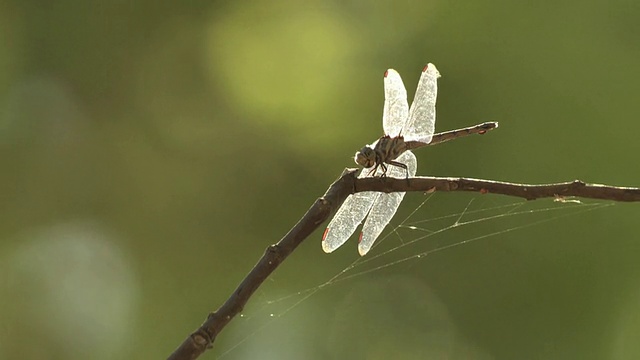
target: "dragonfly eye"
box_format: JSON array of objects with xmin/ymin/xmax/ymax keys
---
[{"xmin": 354, "ymin": 146, "xmax": 376, "ymax": 168}]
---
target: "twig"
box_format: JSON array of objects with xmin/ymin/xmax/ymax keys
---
[
  {"xmin": 167, "ymin": 170, "xmax": 356, "ymax": 360},
  {"xmin": 357, "ymin": 176, "xmax": 640, "ymax": 202},
  {"xmin": 168, "ymin": 171, "xmax": 640, "ymax": 359}
]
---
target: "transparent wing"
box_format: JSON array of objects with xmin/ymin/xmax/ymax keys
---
[
  {"xmin": 358, "ymin": 151, "xmax": 417, "ymax": 256},
  {"xmin": 383, "ymin": 69, "xmax": 409, "ymax": 137},
  {"xmin": 402, "ymin": 63, "xmax": 440, "ymax": 143},
  {"xmin": 322, "ymin": 169, "xmax": 381, "ymax": 253}
]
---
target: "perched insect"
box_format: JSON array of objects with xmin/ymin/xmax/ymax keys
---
[{"xmin": 322, "ymin": 64, "xmax": 497, "ymax": 255}]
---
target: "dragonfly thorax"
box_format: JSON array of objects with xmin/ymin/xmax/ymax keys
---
[{"xmin": 354, "ymin": 135, "xmax": 409, "ymax": 175}]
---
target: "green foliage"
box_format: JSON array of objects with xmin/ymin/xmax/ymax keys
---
[{"xmin": 1, "ymin": 0, "xmax": 639, "ymax": 358}]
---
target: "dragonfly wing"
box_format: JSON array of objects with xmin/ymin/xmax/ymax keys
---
[
  {"xmin": 403, "ymin": 63, "xmax": 440, "ymax": 143},
  {"xmin": 322, "ymin": 169, "xmax": 381, "ymax": 253},
  {"xmin": 358, "ymin": 151, "xmax": 417, "ymax": 256},
  {"xmin": 383, "ymin": 69, "xmax": 409, "ymax": 137}
]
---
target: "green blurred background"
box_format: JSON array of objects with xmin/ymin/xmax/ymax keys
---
[{"xmin": 1, "ymin": 0, "xmax": 640, "ymax": 359}]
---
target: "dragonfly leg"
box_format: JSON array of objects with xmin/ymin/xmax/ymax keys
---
[
  {"xmin": 379, "ymin": 163, "xmax": 389, "ymax": 177},
  {"xmin": 387, "ymin": 160, "xmax": 409, "ymax": 179},
  {"xmin": 367, "ymin": 163, "xmax": 381, "ymax": 176}
]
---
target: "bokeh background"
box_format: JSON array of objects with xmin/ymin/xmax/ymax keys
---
[{"xmin": 2, "ymin": 1, "xmax": 640, "ymax": 359}]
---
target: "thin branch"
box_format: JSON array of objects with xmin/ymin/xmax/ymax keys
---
[
  {"xmin": 356, "ymin": 176, "xmax": 640, "ymax": 202},
  {"xmin": 167, "ymin": 170, "xmax": 356, "ymax": 360},
  {"xmin": 168, "ymin": 171, "xmax": 640, "ymax": 359}
]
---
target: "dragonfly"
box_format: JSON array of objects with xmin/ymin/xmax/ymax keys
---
[{"xmin": 322, "ymin": 63, "xmax": 498, "ymax": 256}]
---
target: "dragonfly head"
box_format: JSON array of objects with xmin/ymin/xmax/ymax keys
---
[{"xmin": 354, "ymin": 146, "xmax": 376, "ymax": 168}]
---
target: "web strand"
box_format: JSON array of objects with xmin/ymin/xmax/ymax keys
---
[{"xmin": 215, "ymin": 196, "xmax": 611, "ymax": 359}]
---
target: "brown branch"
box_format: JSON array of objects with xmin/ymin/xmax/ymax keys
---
[
  {"xmin": 168, "ymin": 171, "xmax": 640, "ymax": 359},
  {"xmin": 356, "ymin": 176, "xmax": 640, "ymax": 202},
  {"xmin": 167, "ymin": 170, "xmax": 357, "ymax": 360}
]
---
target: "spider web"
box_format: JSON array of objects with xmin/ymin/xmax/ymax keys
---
[{"xmin": 214, "ymin": 195, "xmax": 612, "ymax": 359}]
